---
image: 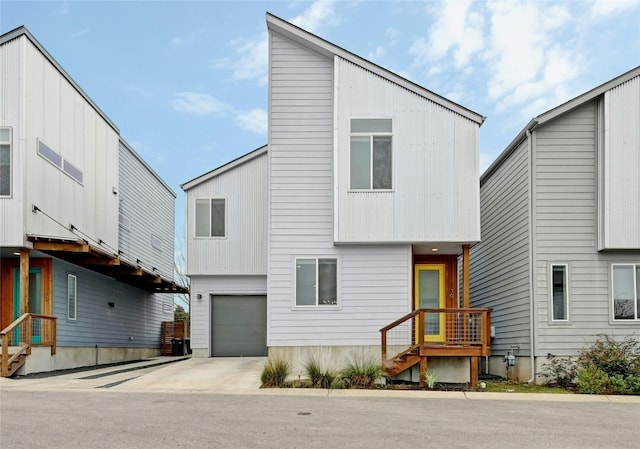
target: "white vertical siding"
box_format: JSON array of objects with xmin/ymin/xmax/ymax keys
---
[
  {"xmin": 335, "ymin": 58, "xmax": 480, "ymax": 244},
  {"xmin": 470, "ymin": 138, "xmax": 531, "ymax": 354},
  {"xmin": 600, "ymin": 75, "xmax": 640, "ymax": 249},
  {"xmin": 534, "ymin": 102, "xmax": 640, "ymax": 355},
  {"xmin": 268, "ymin": 32, "xmax": 411, "ymax": 348},
  {"xmin": 0, "ymin": 36, "xmax": 25, "ymax": 245},
  {"xmin": 185, "ymin": 151, "xmax": 268, "ymax": 275},
  {"xmin": 189, "ymin": 275, "xmax": 267, "ymax": 353},
  {"xmin": 118, "ymin": 140, "xmax": 175, "ymax": 279},
  {"xmin": 22, "ymin": 37, "xmax": 119, "ymax": 248}
]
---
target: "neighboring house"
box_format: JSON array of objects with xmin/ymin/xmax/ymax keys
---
[
  {"xmin": 0, "ymin": 26, "xmax": 186, "ymax": 376},
  {"xmin": 183, "ymin": 14, "xmax": 490, "ymax": 385},
  {"xmin": 469, "ymin": 67, "xmax": 640, "ymax": 382}
]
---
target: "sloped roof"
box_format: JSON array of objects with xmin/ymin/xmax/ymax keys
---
[
  {"xmin": 266, "ymin": 13, "xmax": 485, "ymax": 125},
  {"xmin": 481, "ymin": 65, "xmax": 640, "ymax": 183},
  {"xmin": 181, "ymin": 145, "xmax": 268, "ymax": 191}
]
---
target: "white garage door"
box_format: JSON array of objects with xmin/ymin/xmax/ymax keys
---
[{"xmin": 211, "ymin": 295, "xmax": 267, "ymax": 357}]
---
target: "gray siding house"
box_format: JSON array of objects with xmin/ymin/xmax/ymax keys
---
[
  {"xmin": 184, "ymin": 14, "xmax": 489, "ymax": 385},
  {"xmin": 0, "ymin": 26, "xmax": 185, "ymax": 376},
  {"xmin": 470, "ymin": 66, "xmax": 640, "ymax": 382}
]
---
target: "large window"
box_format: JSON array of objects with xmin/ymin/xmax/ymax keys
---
[
  {"xmin": 350, "ymin": 118, "xmax": 392, "ymax": 190},
  {"xmin": 550, "ymin": 264, "xmax": 568, "ymax": 321},
  {"xmin": 195, "ymin": 198, "xmax": 225, "ymax": 237},
  {"xmin": 612, "ymin": 264, "xmax": 640, "ymax": 320},
  {"xmin": 295, "ymin": 258, "xmax": 338, "ymax": 306},
  {"xmin": 0, "ymin": 128, "xmax": 11, "ymax": 196},
  {"xmin": 68, "ymin": 274, "xmax": 77, "ymax": 320}
]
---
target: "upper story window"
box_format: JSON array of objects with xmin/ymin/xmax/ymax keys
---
[
  {"xmin": 295, "ymin": 257, "xmax": 338, "ymax": 307},
  {"xmin": 612, "ymin": 264, "xmax": 640, "ymax": 320},
  {"xmin": 350, "ymin": 119, "xmax": 392, "ymax": 190},
  {"xmin": 550, "ymin": 264, "xmax": 569, "ymax": 321},
  {"xmin": 0, "ymin": 128, "xmax": 11, "ymax": 196},
  {"xmin": 195, "ymin": 198, "xmax": 226, "ymax": 238},
  {"xmin": 151, "ymin": 234, "xmax": 163, "ymax": 251},
  {"xmin": 38, "ymin": 140, "xmax": 83, "ymax": 184}
]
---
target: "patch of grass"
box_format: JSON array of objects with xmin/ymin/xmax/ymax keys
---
[
  {"xmin": 304, "ymin": 357, "xmax": 337, "ymax": 389},
  {"xmin": 339, "ymin": 356, "xmax": 385, "ymax": 388},
  {"xmin": 260, "ymin": 358, "xmax": 290, "ymax": 388},
  {"xmin": 483, "ymin": 381, "xmax": 571, "ymax": 394}
]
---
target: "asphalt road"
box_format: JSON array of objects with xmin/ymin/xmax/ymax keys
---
[{"xmin": 1, "ymin": 390, "xmax": 638, "ymax": 449}]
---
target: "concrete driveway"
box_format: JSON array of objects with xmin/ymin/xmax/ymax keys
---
[{"xmin": 115, "ymin": 357, "xmax": 265, "ymax": 392}]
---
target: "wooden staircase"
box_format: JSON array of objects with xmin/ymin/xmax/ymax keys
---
[
  {"xmin": 381, "ymin": 308, "xmax": 492, "ymax": 387},
  {"xmin": 1, "ymin": 313, "xmax": 57, "ymax": 377}
]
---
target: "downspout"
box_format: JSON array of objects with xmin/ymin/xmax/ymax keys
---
[{"xmin": 526, "ymin": 127, "xmax": 536, "ymax": 384}]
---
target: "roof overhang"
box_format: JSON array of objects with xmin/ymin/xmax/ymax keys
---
[{"xmin": 27, "ymin": 235, "xmax": 188, "ymax": 294}]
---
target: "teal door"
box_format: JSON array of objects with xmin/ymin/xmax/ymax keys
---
[{"xmin": 13, "ymin": 268, "xmax": 43, "ymax": 344}]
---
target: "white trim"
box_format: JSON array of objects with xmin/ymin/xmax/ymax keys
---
[
  {"xmin": 611, "ymin": 263, "xmax": 639, "ymax": 321},
  {"xmin": 292, "ymin": 256, "xmax": 341, "ymax": 309},
  {"xmin": 348, "ymin": 118, "xmax": 393, "ymax": 191},
  {"xmin": 549, "ymin": 263, "xmax": 569, "ymax": 323},
  {"xmin": 194, "ymin": 197, "xmax": 227, "ymax": 239},
  {"xmin": 67, "ymin": 273, "xmax": 77, "ymax": 321}
]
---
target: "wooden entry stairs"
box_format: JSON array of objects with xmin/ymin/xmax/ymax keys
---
[
  {"xmin": 0, "ymin": 313, "xmax": 57, "ymax": 377},
  {"xmin": 381, "ymin": 308, "xmax": 491, "ymax": 387}
]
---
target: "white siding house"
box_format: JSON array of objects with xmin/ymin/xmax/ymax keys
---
[
  {"xmin": 470, "ymin": 66, "xmax": 640, "ymax": 382},
  {"xmin": 0, "ymin": 26, "xmax": 184, "ymax": 376},
  {"xmin": 184, "ymin": 14, "xmax": 487, "ymax": 384}
]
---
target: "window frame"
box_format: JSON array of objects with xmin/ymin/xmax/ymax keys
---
[
  {"xmin": 67, "ymin": 274, "xmax": 77, "ymax": 321},
  {"xmin": 549, "ymin": 264, "xmax": 569, "ymax": 322},
  {"xmin": 0, "ymin": 127, "xmax": 11, "ymax": 197},
  {"xmin": 349, "ymin": 118, "xmax": 393, "ymax": 191},
  {"xmin": 293, "ymin": 256, "xmax": 340, "ymax": 309},
  {"xmin": 194, "ymin": 197, "xmax": 226, "ymax": 238},
  {"xmin": 611, "ymin": 263, "xmax": 640, "ymax": 321}
]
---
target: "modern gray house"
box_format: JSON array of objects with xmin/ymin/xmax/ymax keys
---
[
  {"xmin": 469, "ymin": 66, "xmax": 640, "ymax": 382},
  {"xmin": 0, "ymin": 26, "xmax": 185, "ymax": 376},
  {"xmin": 184, "ymin": 14, "xmax": 491, "ymax": 386}
]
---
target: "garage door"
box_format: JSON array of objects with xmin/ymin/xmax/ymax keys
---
[{"xmin": 211, "ymin": 295, "xmax": 267, "ymax": 357}]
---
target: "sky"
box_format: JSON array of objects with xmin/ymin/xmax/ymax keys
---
[{"xmin": 1, "ymin": 0, "xmax": 639, "ymax": 248}]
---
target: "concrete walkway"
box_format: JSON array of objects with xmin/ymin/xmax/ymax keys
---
[{"xmin": 1, "ymin": 356, "xmax": 639, "ymax": 403}]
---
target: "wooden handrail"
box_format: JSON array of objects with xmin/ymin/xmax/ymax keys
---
[{"xmin": 1, "ymin": 313, "xmax": 57, "ymax": 377}]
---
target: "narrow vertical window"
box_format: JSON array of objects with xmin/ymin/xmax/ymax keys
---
[
  {"xmin": 612, "ymin": 264, "xmax": 638, "ymax": 320},
  {"xmin": 195, "ymin": 198, "xmax": 226, "ymax": 237},
  {"xmin": 551, "ymin": 265, "xmax": 568, "ymax": 321},
  {"xmin": 0, "ymin": 128, "xmax": 11, "ymax": 196},
  {"xmin": 68, "ymin": 274, "xmax": 77, "ymax": 320}
]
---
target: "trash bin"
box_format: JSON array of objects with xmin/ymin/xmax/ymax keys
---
[
  {"xmin": 171, "ymin": 338, "xmax": 185, "ymax": 356},
  {"xmin": 185, "ymin": 338, "xmax": 192, "ymax": 355}
]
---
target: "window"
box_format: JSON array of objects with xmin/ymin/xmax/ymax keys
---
[
  {"xmin": 119, "ymin": 213, "xmax": 131, "ymax": 230},
  {"xmin": 550, "ymin": 264, "xmax": 568, "ymax": 321},
  {"xmin": 612, "ymin": 264, "xmax": 640, "ymax": 320},
  {"xmin": 295, "ymin": 258, "xmax": 337, "ymax": 306},
  {"xmin": 151, "ymin": 234, "xmax": 163, "ymax": 251},
  {"xmin": 38, "ymin": 140, "xmax": 83, "ymax": 184},
  {"xmin": 68, "ymin": 274, "xmax": 77, "ymax": 320},
  {"xmin": 195, "ymin": 198, "xmax": 225, "ymax": 237},
  {"xmin": 0, "ymin": 128, "xmax": 11, "ymax": 196},
  {"xmin": 350, "ymin": 119, "xmax": 392, "ymax": 190}
]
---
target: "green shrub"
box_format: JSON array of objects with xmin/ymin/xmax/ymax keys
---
[
  {"xmin": 260, "ymin": 358, "xmax": 290, "ymax": 388},
  {"xmin": 540, "ymin": 354, "xmax": 577, "ymax": 389},
  {"xmin": 576, "ymin": 365, "xmax": 609, "ymax": 394},
  {"xmin": 304, "ymin": 357, "xmax": 337, "ymax": 388},
  {"xmin": 339, "ymin": 356, "xmax": 384, "ymax": 388}
]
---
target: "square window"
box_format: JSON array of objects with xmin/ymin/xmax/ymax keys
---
[
  {"xmin": 295, "ymin": 257, "xmax": 338, "ymax": 306},
  {"xmin": 195, "ymin": 198, "xmax": 225, "ymax": 237}
]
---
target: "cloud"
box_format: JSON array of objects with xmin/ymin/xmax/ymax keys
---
[
  {"xmin": 171, "ymin": 92, "xmax": 267, "ymax": 135},
  {"xmin": 170, "ymin": 28, "xmax": 209, "ymax": 50},
  {"xmin": 218, "ymin": 0, "xmax": 339, "ymax": 85},
  {"xmin": 71, "ymin": 27, "xmax": 91, "ymax": 38},
  {"xmin": 171, "ymin": 92, "xmax": 229, "ymax": 116},
  {"xmin": 236, "ymin": 109, "xmax": 268, "ymax": 134},
  {"xmin": 591, "ymin": 0, "xmax": 640, "ymax": 19}
]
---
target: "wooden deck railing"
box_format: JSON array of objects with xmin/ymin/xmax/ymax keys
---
[{"xmin": 1, "ymin": 313, "xmax": 57, "ymax": 377}]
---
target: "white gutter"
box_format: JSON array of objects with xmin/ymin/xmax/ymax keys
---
[{"xmin": 526, "ymin": 127, "xmax": 536, "ymax": 384}]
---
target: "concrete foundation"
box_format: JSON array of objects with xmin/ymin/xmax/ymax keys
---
[{"xmin": 18, "ymin": 346, "xmax": 161, "ymax": 375}]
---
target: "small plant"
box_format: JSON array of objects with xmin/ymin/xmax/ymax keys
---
[
  {"xmin": 540, "ymin": 354, "xmax": 577, "ymax": 389},
  {"xmin": 424, "ymin": 370, "xmax": 438, "ymax": 389},
  {"xmin": 304, "ymin": 357, "xmax": 337, "ymax": 388},
  {"xmin": 339, "ymin": 356, "xmax": 385, "ymax": 388},
  {"xmin": 260, "ymin": 358, "xmax": 290, "ymax": 388}
]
